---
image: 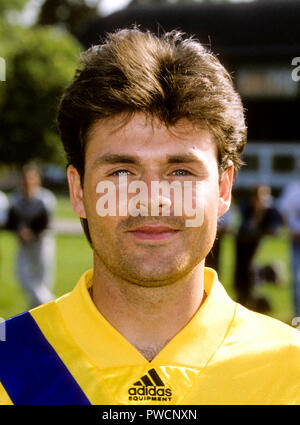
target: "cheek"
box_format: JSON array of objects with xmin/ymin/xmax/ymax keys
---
[
  {"xmin": 180, "ymin": 181, "xmax": 218, "ymax": 227},
  {"xmin": 87, "ymin": 213, "xmax": 120, "ymax": 252},
  {"xmin": 83, "ymin": 180, "xmax": 123, "ymax": 238},
  {"xmin": 84, "ymin": 175, "xmax": 114, "ymax": 217}
]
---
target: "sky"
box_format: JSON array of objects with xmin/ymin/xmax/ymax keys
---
[{"xmin": 99, "ymin": 0, "xmax": 132, "ymax": 16}]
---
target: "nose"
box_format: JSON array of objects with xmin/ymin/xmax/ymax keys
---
[
  {"xmin": 129, "ymin": 171, "xmax": 173, "ymax": 217},
  {"xmin": 139, "ymin": 194, "xmax": 172, "ymax": 216},
  {"xmin": 145, "ymin": 171, "xmax": 172, "ymax": 216}
]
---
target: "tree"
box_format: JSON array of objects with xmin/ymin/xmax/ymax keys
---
[
  {"xmin": 0, "ymin": 0, "xmax": 27, "ymax": 16},
  {"xmin": 0, "ymin": 1, "xmax": 82, "ymax": 166},
  {"xmin": 38, "ymin": 0, "xmax": 101, "ymax": 38}
]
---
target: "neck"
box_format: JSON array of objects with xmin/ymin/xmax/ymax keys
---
[{"xmin": 90, "ymin": 258, "xmax": 205, "ymax": 361}]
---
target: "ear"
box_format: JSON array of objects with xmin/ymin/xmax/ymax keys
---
[
  {"xmin": 67, "ymin": 165, "xmax": 87, "ymax": 219},
  {"xmin": 218, "ymin": 164, "xmax": 234, "ymax": 217}
]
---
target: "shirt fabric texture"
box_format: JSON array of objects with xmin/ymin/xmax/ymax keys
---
[{"xmin": 1, "ymin": 267, "xmax": 300, "ymax": 405}]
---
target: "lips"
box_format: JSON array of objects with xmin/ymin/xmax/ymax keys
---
[{"xmin": 128, "ymin": 224, "xmax": 180, "ymax": 241}]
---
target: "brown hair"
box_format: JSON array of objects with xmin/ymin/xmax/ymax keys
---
[{"xmin": 57, "ymin": 28, "xmax": 247, "ymax": 244}]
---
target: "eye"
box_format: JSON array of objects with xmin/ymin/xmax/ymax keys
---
[
  {"xmin": 110, "ymin": 169, "xmax": 132, "ymax": 177},
  {"xmin": 171, "ymin": 169, "xmax": 193, "ymax": 176}
]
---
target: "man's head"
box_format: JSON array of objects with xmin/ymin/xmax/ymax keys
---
[
  {"xmin": 251, "ymin": 185, "xmax": 272, "ymax": 209},
  {"xmin": 57, "ymin": 28, "xmax": 247, "ymax": 285},
  {"xmin": 20, "ymin": 163, "xmax": 41, "ymax": 198},
  {"xmin": 58, "ymin": 28, "xmax": 246, "ymax": 180}
]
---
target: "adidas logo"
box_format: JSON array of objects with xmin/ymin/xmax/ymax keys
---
[{"xmin": 128, "ymin": 368, "xmax": 172, "ymax": 402}]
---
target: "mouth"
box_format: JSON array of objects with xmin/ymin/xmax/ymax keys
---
[{"xmin": 127, "ymin": 224, "xmax": 180, "ymax": 241}]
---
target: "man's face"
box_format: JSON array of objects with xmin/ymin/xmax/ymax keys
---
[
  {"xmin": 68, "ymin": 113, "xmax": 233, "ymax": 287},
  {"xmin": 21, "ymin": 170, "xmax": 41, "ymax": 197}
]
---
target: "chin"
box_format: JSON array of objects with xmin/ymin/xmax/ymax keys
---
[{"xmin": 121, "ymin": 258, "xmax": 198, "ymax": 287}]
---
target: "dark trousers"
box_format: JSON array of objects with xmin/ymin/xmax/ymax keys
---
[{"xmin": 234, "ymin": 236, "xmax": 261, "ymax": 306}]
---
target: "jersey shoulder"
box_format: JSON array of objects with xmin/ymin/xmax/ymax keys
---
[
  {"xmin": 0, "ymin": 303, "xmax": 90, "ymax": 405},
  {"xmin": 231, "ymin": 303, "xmax": 300, "ymax": 358}
]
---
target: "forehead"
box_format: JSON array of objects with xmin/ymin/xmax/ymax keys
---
[{"xmin": 85, "ymin": 113, "xmax": 217, "ymax": 162}]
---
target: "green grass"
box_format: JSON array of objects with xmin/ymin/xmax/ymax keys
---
[
  {"xmin": 0, "ymin": 231, "xmax": 92, "ymax": 319},
  {"xmin": 218, "ymin": 233, "xmax": 294, "ymax": 324},
  {"xmin": 0, "ymin": 224, "xmax": 295, "ymax": 327}
]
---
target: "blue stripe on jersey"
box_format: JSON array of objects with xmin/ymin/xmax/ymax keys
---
[{"xmin": 0, "ymin": 312, "xmax": 91, "ymax": 405}]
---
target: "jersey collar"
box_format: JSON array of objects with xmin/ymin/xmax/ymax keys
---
[{"xmin": 57, "ymin": 267, "xmax": 236, "ymax": 369}]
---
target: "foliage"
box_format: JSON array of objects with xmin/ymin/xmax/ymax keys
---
[
  {"xmin": 38, "ymin": 0, "xmax": 100, "ymax": 38},
  {"xmin": 0, "ymin": 0, "xmax": 27, "ymax": 17},
  {"xmin": 0, "ymin": 3, "xmax": 82, "ymax": 166}
]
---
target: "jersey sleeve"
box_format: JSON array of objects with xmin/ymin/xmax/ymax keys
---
[{"xmin": 0, "ymin": 382, "xmax": 13, "ymax": 405}]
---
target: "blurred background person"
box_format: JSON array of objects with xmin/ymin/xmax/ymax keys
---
[
  {"xmin": 6, "ymin": 163, "xmax": 57, "ymax": 308},
  {"xmin": 0, "ymin": 190, "xmax": 9, "ymax": 283},
  {"xmin": 0, "ymin": 191, "xmax": 8, "ymax": 229},
  {"xmin": 277, "ymin": 161, "xmax": 300, "ymax": 317},
  {"xmin": 234, "ymin": 185, "xmax": 282, "ymax": 312}
]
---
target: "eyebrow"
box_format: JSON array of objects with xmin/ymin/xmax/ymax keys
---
[
  {"xmin": 165, "ymin": 153, "xmax": 205, "ymax": 164},
  {"xmin": 92, "ymin": 152, "xmax": 206, "ymax": 168},
  {"xmin": 93, "ymin": 154, "xmax": 139, "ymax": 167}
]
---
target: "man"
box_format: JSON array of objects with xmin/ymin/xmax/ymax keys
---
[
  {"xmin": 234, "ymin": 185, "xmax": 282, "ymax": 313},
  {"xmin": 0, "ymin": 190, "xmax": 8, "ymax": 285},
  {"xmin": 0, "ymin": 190, "xmax": 8, "ymax": 229},
  {"xmin": 6, "ymin": 163, "xmax": 56, "ymax": 308},
  {"xmin": 277, "ymin": 160, "xmax": 300, "ymax": 316},
  {"xmin": 0, "ymin": 29, "xmax": 300, "ymax": 405}
]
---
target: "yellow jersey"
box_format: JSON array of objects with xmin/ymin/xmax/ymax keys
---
[{"xmin": 1, "ymin": 267, "xmax": 300, "ymax": 405}]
